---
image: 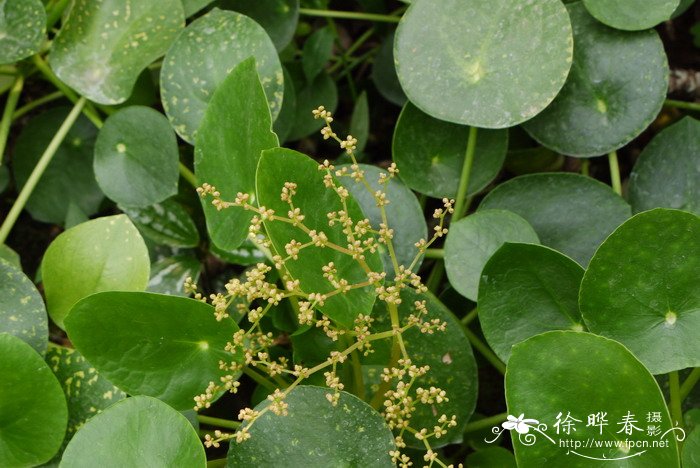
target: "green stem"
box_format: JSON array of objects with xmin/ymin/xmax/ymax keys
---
[
  {"xmin": 12, "ymin": 91, "xmax": 64, "ymax": 121},
  {"xmin": 328, "ymin": 27, "xmax": 376, "ymax": 74},
  {"xmin": 680, "ymin": 367, "xmax": 700, "ymax": 402},
  {"xmin": 196, "ymin": 415, "xmax": 241, "ymax": 430},
  {"xmin": 608, "ymin": 151, "xmax": 622, "ymax": 196},
  {"xmin": 461, "ymin": 307, "xmax": 479, "ymax": 326},
  {"xmin": 242, "ymin": 366, "xmax": 278, "ymax": 392},
  {"xmin": 0, "ymin": 75, "xmax": 23, "ymax": 166},
  {"xmin": 345, "ymin": 27, "xmax": 375, "ymax": 58},
  {"xmin": 325, "ymin": 19, "xmax": 357, "ymax": 100},
  {"xmin": 179, "ymin": 163, "xmax": 198, "ymax": 188},
  {"xmin": 668, "ymin": 371, "xmax": 683, "ymax": 427},
  {"xmin": 665, "ymin": 99, "xmax": 700, "ymax": 112},
  {"xmin": 424, "ymin": 248, "xmax": 444, "ymax": 259},
  {"xmin": 453, "ymin": 127, "xmax": 478, "ymax": 220},
  {"xmin": 463, "ymin": 326, "xmax": 506, "ymax": 375},
  {"xmin": 333, "ymin": 48, "xmax": 378, "ymax": 81},
  {"xmin": 463, "ymin": 412, "xmax": 508, "ymax": 434},
  {"xmin": 370, "ymin": 303, "xmax": 403, "ymax": 409},
  {"xmin": 580, "ymin": 159, "xmax": 590, "ymax": 177},
  {"xmin": 299, "ymin": 8, "xmax": 401, "ymax": 23},
  {"xmin": 0, "ymin": 97, "xmax": 86, "ymax": 244},
  {"xmin": 46, "ymin": 0, "xmax": 71, "ymax": 29},
  {"xmin": 425, "ymin": 260, "xmax": 445, "ymax": 294},
  {"xmin": 343, "ymin": 334, "xmax": 365, "ymax": 399}
]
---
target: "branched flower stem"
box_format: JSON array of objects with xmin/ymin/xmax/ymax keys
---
[{"xmin": 194, "ymin": 106, "xmax": 461, "ymax": 467}]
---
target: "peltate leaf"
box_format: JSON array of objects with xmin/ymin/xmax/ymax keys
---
[{"xmin": 49, "ymin": 0, "xmax": 185, "ymax": 104}]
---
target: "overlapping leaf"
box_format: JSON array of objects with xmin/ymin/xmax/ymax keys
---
[
  {"xmin": 0, "ymin": 258, "xmax": 48, "ymax": 354},
  {"xmin": 94, "ymin": 106, "xmax": 179, "ymax": 208},
  {"xmin": 629, "ymin": 117, "xmax": 700, "ymax": 215},
  {"xmin": 395, "ymin": 0, "xmax": 573, "ymax": 128},
  {"xmin": 507, "ymin": 332, "xmax": 679, "ymax": 466},
  {"xmin": 393, "ymin": 103, "xmax": 508, "ymax": 198},
  {"xmin": 195, "ymin": 57, "xmax": 279, "ymax": 251},
  {"xmin": 50, "ymin": 0, "xmax": 185, "ymax": 104},
  {"xmin": 445, "ymin": 210, "xmax": 539, "ymax": 301},
  {"xmin": 65, "ymin": 291, "xmax": 239, "ymax": 410},
  {"xmin": 479, "ymin": 243, "xmax": 585, "ymax": 362},
  {"xmin": 228, "ymin": 386, "xmax": 395, "ymax": 466},
  {"xmin": 161, "ymin": 8, "xmax": 282, "ymax": 143},
  {"xmin": 60, "ymin": 396, "xmax": 205, "ymax": 467},
  {"xmin": 579, "ymin": 209, "xmax": 700, "ymax": 374},
  {"xmin": 42, "ymin": 215, "xmax": 150, "ymax": 329},
  {"xmin": 479, "ymin": 173, "xmax": 631, "ymax": 266},
  {"xmin": 256, "ymin": 148, "xmax": 382, "ymax": 327},
  {"xmin": 523, "ymin": 3, "xmax": 669, "ymax": 157},
  {"xmin": 0, "ymin": 334, "xmax": 67, "ymax": 467},
  {"xmin": 0, "ymin": 0, "xmax": 46, "ymax": 64}
]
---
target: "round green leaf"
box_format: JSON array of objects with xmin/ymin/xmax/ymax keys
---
[
  {"xmin": 371, "ymin": 31, "xmax": 407, "ymax": 107},
  {"xmin": 0, "ymin": 0, "xmax": 46, "ymax": 64},
  {"xmin": 256, "ymin": 148, "xmax": 383, "ymax": 328},
  {"xmin": 394, "ymin": 0, "xmax": 573, "ymax": 128},
  {"xmin": 148, "ymin": 253, "xmax": 202, "ymax": 296},
  {"xmin": 121, "ymin": 198, "xmax": 200, "ymax": 248},
  {"xmin": 220, "ymin": 0, "xmax": 299, "ymax": 51},
  {"xmin": 13, "ymin": 108, "xmax": 103, "ymax": 225},
  {"xmin": 0, "ymin": 258, "xmax": 47, "ymax": 355},
  {"xmin": 580, "ymin": 209, "xmax": 700, "ymax": 374},
  {"xmin": 629, "ymin": 117, "xmax": 700, "ymax": 215},
  {"xmin": 506, "ymin": 331, "xmax": 680, "ymax": 466},
  {"xmin": 683, "ymin": 428, "xmax": 700, "ymax": 468},
  {"xmin": 523, "ymin": 3, "xmax": 669, "ymax": 157},
  {"xmin": 160, "ymin": 8, "xmax": 283, "ymax": 143},
  {"xmin": 366, "ymin": 289, "xmax": 479, "ymax": 448},
  {"xmin": 583, "ymin": 0, "xmax": 680, "ymax": 31},
  {"xmin": 0, "ymin": 333, "xmax": 67, "ymax": 467},
  {"xmin": 44, "ymin": 345, "xmax": 126, "ymax": 463},
  {"xmin": 65, "ymin": 291, "xmax": 239, "ymax": 410},
  {"xmin": 479, "ymin": 173, "xmax": 631, "ymax": 266},
  {"xmin": 60, "ymin": 396, "xmax": 205, "ymax": 468},
  {"xmin": 285, "ymin": 64, "xmax": 338, "ymax": 141},
  {"xmin": 42, "ymin": 215, "xmax": 150, "ymax": 329},
  {"xmin": 466, "ymin": 447, "xmax": 516, "ymax": 468},
  {"xmin": 340, "ymin": 164, "xmax": 427, "ymax": 272},
  {"xmin": 392, "ymin": 103, "xmax": 508, "ymax": 199},
  {"xmin": 49, "ymin": 0, "xmax": 185, "ymax": 104},
  {"xmin": 445, "ymin": 210, "xmax": 539, "ymax": 301},
  {"xmin": 478, "ymin": 243, "xmax": 585, "ymax": 363},
  {"xmin": 228, "ymin": 385, "xmax": 395, "ymax": 466},
  {"xmin": 195, "ymin": 57, "xmax": 279, "ymax": 251},
  {"xmin": 94, "ymin": 106, "xmax": 179, "ymax": 208}
]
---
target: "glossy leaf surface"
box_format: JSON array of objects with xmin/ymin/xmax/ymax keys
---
[
  {"xmin": 65, "ymin": 291, "xmax": 239, "ymax": 410},
  {"xmin": 42, "ymin": 215, "xmax": 150, "ymax": 329}
]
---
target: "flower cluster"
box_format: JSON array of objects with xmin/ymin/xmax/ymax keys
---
[{"xmin": 193, "ymin": 106, "xmax": 459, "ymax": 468}]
